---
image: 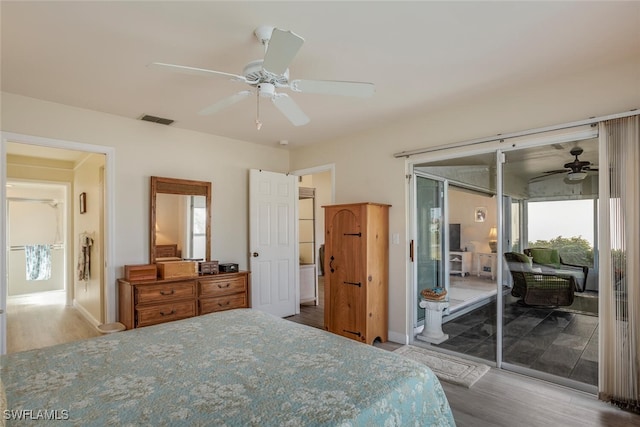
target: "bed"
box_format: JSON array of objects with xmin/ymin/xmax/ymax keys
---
[
  {"xmin": 155, "ymin": 243, "xmax": 183, "ymax": 262},
  {"xmin": 1, "ymin": 309, "xmax": 455, "ymax": 426}
]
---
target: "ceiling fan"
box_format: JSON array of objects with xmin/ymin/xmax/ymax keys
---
[
  {"xmin": 532, "ymin": 147, "xmax": 598, "ymax": 182},
  {"xmin": 149, "ymin": 25, "xmax": 375, "ymax": 129}
]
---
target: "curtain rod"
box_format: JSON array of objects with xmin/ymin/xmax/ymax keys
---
[
  {"xmin": 7, "ymin": 197, "xmax": 60, "ymax": 204},
  {"xmin": 10, "ymin": 244, "xmax": 64, "ymax": 251},
  {"xmin": 393, "ymin": 108, "xmax": 638, "ymax": 159}
]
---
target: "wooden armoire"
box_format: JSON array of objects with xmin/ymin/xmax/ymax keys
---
[{"xmin": 322, "ymin": 202, "xmax": 390, "ymax": 345}]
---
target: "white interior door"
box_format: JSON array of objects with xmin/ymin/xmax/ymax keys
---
[{"xmin": 249, "ymin": 169, "xmax": 298, "ymax": 317}]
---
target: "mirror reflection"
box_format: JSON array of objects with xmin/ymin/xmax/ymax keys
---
[
  {"xmin": 150, "ymin": 176, "xmax": 211, "ymax": 264},
  {"xmin": 155, "ymin": 193, "xmax": 207, "ymax": 261}
]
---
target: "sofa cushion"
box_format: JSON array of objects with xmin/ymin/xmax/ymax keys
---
[{"xmin": 529, "ymin": 248, "xmax": 561, "ymax": 269}]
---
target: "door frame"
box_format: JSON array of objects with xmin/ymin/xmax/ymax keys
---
[
  {"xmin": 410, "ymin": 171, "xmax": 448, "ymax": 335},
  {"xmin": 290, "ymin": 163, "xmax": 336, "ymax": 309},
  {"xmin": 0, "ymin": 131, "xmax": 115, "ymax": 355}
]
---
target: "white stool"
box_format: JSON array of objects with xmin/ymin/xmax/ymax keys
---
[{"xmin": 416, "ymin": 299, "xmax": 449, "ymax": 344}]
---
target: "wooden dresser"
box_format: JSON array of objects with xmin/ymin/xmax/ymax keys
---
[{"xmin": 118, "ymin": 271, "xmax": 250, "ymax": 329}]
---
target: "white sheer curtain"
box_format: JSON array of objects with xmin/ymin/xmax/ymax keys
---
[{"xmin": 598, "ymin": 114, "xmax": 640, "ymax": 412}]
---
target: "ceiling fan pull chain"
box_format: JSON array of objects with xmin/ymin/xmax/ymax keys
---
[{"xmin": 255, "ymin": 90, "xmax": 263, "ymax": 130}]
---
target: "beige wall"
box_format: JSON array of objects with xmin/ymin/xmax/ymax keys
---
[
  {"xmin": 2, "ymin": 92, "xmax": 290, "ymax": 322},
  {"xmin": 449, "ymin": 188, "xmax": 496, "ymax": 255},
  {"xmin": 289, "ymin": 57, "xmax": 640, "ymax": 342},
  {"xmin": 73, "ymin": 153, "xmax": 105, "ymax": 323},
  {"xmin": 2, "ymin": 55, "xmax": 638, "ymax": 339}
]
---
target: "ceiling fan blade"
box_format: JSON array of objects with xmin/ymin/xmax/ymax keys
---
[
  {"xmin": 272, "ymin": 93, "xmax": 310, "ymax": 126},
  {"xmin": 262, "ymin": 28, "xmax": 304, "ymax": 75},
  {"xmin": 543, "ymin": 169, "xmax": 568, "ymax": 174},
  {"xmin": 290, "ymin": 79, "xmax": 375, "ymax": 98},
  {"xmin": 149, "ymin": 62, "xmax": 246, "ymax": 82},
  {"xmin": 198, "ymin": 91, "xmax": 252, "ymax": 115}
]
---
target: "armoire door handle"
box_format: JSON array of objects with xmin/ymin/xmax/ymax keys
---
[
  {"xmin": 329, "ymin": 256, "xmax": 335, "ymax": 273},
  {"xmin": 343, "ymin": 281, "xmax": 361, "ymax": 287}
]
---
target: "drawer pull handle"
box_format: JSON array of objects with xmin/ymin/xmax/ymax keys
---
[
  {"xmin": 160, "ymin": 289, "xmax": 175, "ymax": 296},
  {"xmin": 218, "ymin": 301, "xmax": 231, "ymax": 307},
  {"xmin": 218, "ymin": 283, "xmax": 231, "ymax": 289},
  {"xmin": 160, "ymin": 309, "xmax": 176, "ymax": 316}
]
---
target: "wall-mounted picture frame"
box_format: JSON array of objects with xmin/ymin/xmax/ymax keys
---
[
  {"xmin": 474, "ymin": 206, "xmax": 486, "ymax": 222},
  {"xmin": 79, "ymin": 192, "xmax": 87, "ymax": 214}
]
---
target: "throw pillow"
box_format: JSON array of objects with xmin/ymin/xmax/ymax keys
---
[
  {"xmin": 529, "ymin": 248, "xmax": 561, "ymax": 268},
  {"xmin": 505, "ymin": 252, "xmax": 533, "ymax": 272}
]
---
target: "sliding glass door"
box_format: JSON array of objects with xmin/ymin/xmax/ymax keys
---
[
  {"xmin": 500, "ymin": 139, "xmax": 599, "ymax": 391},
  {"xmin": 410, "ymin": 127, "xmax": 600, "ymax": 391},
  {"xmin": 414, "ymin": 174, "xmax": 445, "ymax": 325}
]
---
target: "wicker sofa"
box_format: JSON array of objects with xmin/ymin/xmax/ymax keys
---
[{"xmin": 505, "ymin": 252, "xmax": 576, "ymax": 307}]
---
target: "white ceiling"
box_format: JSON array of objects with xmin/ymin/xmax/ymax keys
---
[{"xmin": 2, "ymin": 1, "xmax": 639, "ymax": 151}]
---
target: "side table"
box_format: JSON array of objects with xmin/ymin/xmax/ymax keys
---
[
  {"xmin": 416, "ymin": 299, "xmax": 450, "ymax": 344},
  {"xmin": 476, "ymin": 252, "xmax": 497, "ymax": 280}
]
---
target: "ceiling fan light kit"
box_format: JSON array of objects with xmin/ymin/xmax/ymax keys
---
[
  {"xmin": 531, "ymin": 146, "xmax": 598, "ymax": 183},
  {"xmin": 567, "ymin": 171, "xmax": 588, "ymax": 181},
  {"xmin": 149, "ymin": 25, "xmax": 375, "ymax": 129}
]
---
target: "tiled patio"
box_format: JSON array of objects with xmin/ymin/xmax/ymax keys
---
[{"xmin": 434, "ymin": 293, "xmax": 599, "ymax": 386}]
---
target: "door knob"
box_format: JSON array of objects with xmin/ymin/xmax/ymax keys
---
[{"xmin": 252, "ymin": 252, "xmax": 259, "ymax": 257}]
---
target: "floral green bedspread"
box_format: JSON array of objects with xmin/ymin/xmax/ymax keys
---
[{"xmin": 1, "ymin": 309, "xmax": 455, "ymax": 426}]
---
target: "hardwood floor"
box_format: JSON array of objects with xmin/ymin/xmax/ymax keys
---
[
  {"xmin": 6, "ymin": 290, "xmax": 101, "ymax": 353},
  {"xmin": 443, "ymin": 369, "xmax": 639, "ymax": 426},
  {"xmin": 286, "ymin": 277, "xmax": 640, "ymax": 426}
]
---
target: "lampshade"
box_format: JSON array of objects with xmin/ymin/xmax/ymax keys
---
[{"xmin": 488, "ymin": 227, "xmax": 497, "ymax": 240}]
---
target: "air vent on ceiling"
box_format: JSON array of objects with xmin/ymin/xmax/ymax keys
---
[{"xmin": 139, "ymin": 114, "xmax": 174, "ymax": 125}]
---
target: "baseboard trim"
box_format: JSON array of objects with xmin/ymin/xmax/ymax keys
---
[
  {"xmin": 388, "ymin": 330, "xmax": 408, "ymax": 345},
  {"xmin": 73, "ymin": 300, "xmax": 101, "ymax": 329}
]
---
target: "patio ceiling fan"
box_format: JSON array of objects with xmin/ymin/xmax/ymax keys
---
[
  {"xmin": 531, "ymin": 147, "xmax": 598, "ymax": 182},
  {"xmin": 149, "ymin": 25, "xmax": 375, "ymax": 129}
]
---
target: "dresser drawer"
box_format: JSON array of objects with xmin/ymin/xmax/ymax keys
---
[
  {"xmin": 135, "ymin": 281, "xmax": 196, "ymax": 305},
  {"xmin": 199, "ymin": 276, "xmax": 246, "ymax": 297},
  {"xmin": 136, "ymin": 300, "xmax": 196, "ymax": 327},
  {"xmin": 199, "ymin": 294, "xmax": 247, "ymax": 315}
]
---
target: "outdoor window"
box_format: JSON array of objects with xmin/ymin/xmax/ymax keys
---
[{"xmin": 527, "ymin": 199, "xmax": 596, "ymax": 268}]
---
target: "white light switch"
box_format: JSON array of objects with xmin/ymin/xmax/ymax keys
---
[{"xmin": 392, "ymin": 233, "xmax": 400, "ymax": 245}]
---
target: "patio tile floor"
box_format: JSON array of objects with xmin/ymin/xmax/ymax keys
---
[{"xmin": 435, "ymin": 294, "xmax": 599, "ymax": 386}]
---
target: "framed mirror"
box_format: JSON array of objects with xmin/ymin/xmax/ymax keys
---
[{"xmin": 150, "ymin": 176, "xmax": 211, "ymax": 264}]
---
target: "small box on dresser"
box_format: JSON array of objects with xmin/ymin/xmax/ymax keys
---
[
  {"xmin": 124, "ymin": 264, "xmax": 157, "ymax": 282},
  {"xmin": 157, "ymin": 261, "xmax": 198, "ymax": 279},
  {"xmin": 199, "ymin": 260, "xmax": 219, "ymax": 275},
  {"xmin": 219, "ymin": 263, "xmax": 239, "ymax": 273}
]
